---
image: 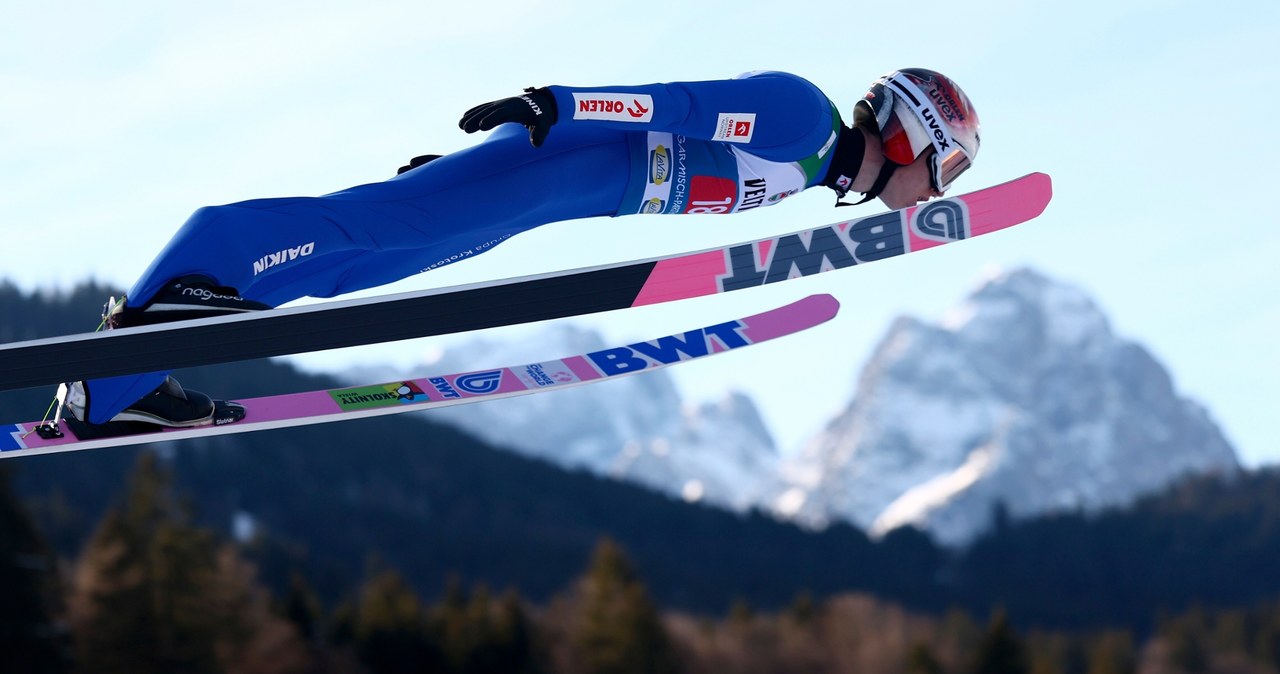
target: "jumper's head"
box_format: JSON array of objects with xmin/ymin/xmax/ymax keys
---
[{"xmin": 854, "ymin": 68, "xmax": 981, "ymax": 193}]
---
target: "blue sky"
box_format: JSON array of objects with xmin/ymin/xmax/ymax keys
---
[{"xmin": 2, "ymin": 1, "xmax": 1277, "ymax": 465}]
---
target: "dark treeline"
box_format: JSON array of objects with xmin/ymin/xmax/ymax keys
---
[{"xmin": 6, "ymin": 456, "xmax": 1280, "ymax": 674}]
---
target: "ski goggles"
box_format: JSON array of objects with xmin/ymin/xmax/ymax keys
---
[{"xmin": 930, "ymin": 144, "xmax": 973, "ymax": 193}]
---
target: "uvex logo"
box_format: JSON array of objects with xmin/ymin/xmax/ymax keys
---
[
  {"xmin": 253, "ymin": 242, "xmax": 315, "ymax": 275},
  {"xmin": 920, "ymin": 108, "xmax": 952, "ymax": 152}
]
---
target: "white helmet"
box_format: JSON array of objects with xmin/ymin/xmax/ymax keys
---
[{"xmin": 854, "ymin": 68, "xmax": 981, "ymax": 192}]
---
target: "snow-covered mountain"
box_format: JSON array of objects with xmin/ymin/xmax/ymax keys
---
[
  {"xmin": 775, "ymin": 268, "xmax": 1239, "ymax": 546},
  {"xmin": 341, "ymin": 267, "xmax": 1239, "ymax": 548},
  {"xmin": 342, "ymin": 323, "xmax": 780, "ymax": 512}
]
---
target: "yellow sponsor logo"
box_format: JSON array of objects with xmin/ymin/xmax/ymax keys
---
[
  {"xmin": 649, "ymin": 145, "xmax": 670, "ymax": 185},
  {"xmin": 641, "ymin": 198, "xmax": 665, "ymax": 214}
]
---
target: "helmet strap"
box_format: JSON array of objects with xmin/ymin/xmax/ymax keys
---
[
  {"xmin": 846, "ymin": 160, "xmax": 898, "ymax": 206},
  {"xmin": 823, "ymin": 125, "xmax": 901, "ymax": 207},
  {"xmin": 821, "ymin": 125, "xmax": 866, "ymax": 204}
]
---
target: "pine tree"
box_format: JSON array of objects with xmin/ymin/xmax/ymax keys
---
[
  {"xmin": 461, "ymin": 583, "xmax": 496, "ymax": 673},
  {"xmin": 68, "ymin": 453, "xmax": 308, "ymax": 674},
  {"xmin": 1163, "ymin": 609, "xmax": 1210, "ymax": 674},
  {"xmin": 279, "ymin": 571, "xmax": 324, "ymax": 644},
  {"xmin": 355, "ymin": 567, "xmax": 441, "ymax": 674},
  {"xmin": 0, "ymin": 465, "xmax": 69, "ymax": 674},
  {"xmin": 431, "ymin": 575, "xmax": 471, "ymax": 671},
  {"xmin": 69, "ymin": 454, "xmax": 222, "ymax": 674},
  {"xmin": 489, "ymin": 588, "xmax": 542, "ymax": 674},
  {"xmin": 940, "ymin": 607, "xmax": 983, "ymax": 668},
  {"xmin": 1253, "ymin": 602, "xmax": 1280, "ymax": 671},
  {"xmin": 425, "ymin": 579, "xmax": 543, "ymax": 674},
  {"xmin": 728, "ymin": 598, "xmax": 755, "ymax": 631},
  {"xmin": 969, "ymin": 609, "xmax": 1029, "ymax": 674},
  {"xmin": 906, "ymin": 641, "xmax": 944, "ymax": 674},
  {"xmin": 1086, "ymin": 631, "xmax": 1136, "ymax": 674},
  {"xmin": 787, "ymin": 591, "xmax": 817, "ymax": 627},
  {"xmin": 573, "ymin": 538, "xmax": 679, "ymax": 674}
]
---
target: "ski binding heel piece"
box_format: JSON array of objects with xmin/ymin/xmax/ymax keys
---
[{"xmin": 34, "ymin": 383, "xmax": 70, "ymax": 439}]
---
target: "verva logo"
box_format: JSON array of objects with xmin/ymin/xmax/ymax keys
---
[
  {"xmin": 685, "ymin": 176, "xmax": 737, "ymax": 214},
  {"xmin": 572, "ymin": 93, "xmax": 655, "ymax": 122}
]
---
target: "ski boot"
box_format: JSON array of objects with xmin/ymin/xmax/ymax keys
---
[
  {"xmin": 48, "ymin": 376, "xmax": 246, "ymax": 440},
  {"xmin": 34, "ymin": 277, "xmax": 262, "ymax": 440},
  {"xmin": 106, "ymin": 275, "xmax": 271, "ymax": 328}
]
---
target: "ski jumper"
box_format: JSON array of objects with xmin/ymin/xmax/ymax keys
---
[{"xmin": 84, "ymin": 71, "xmax": 843, "ymax": 423}]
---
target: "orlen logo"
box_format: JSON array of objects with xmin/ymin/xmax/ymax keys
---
[
  {"xmin": 927, "ymin": 86, "xmax": 967, "ymax": 123},
  {"xmin": 649, "ymin": 145, "xmax": 670, "ymax": 185},
  {"xmin": 572, "ymin": 93, "xmax": 654, "ymax": 122},
  {"xmin": 714, "ymin": 113, "xmax": 756, "ymax": 143}
]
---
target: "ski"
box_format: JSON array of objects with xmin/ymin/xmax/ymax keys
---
[
  {"xmin": 0, "ymin": 294, "xmax": 839, "ymax": 459},
  {"xmin": 0, "ymin": 173, "xmax": 1051, "ymax": 391}
]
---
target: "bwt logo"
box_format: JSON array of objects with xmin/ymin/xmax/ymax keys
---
[
  {"xmin": 716, "ymin": 198, "xmax": 969, "ymax": 291},
  {"xmin": 429, "ymin": 371, "xmax": 503, "ymax": 397},
  {"xmin": 587, "ymin": 321, "xmax": 750, "ymax": 376},
  {"xmin": 913, "ymin": 200, "xmax": 967, "ymax": 241}
]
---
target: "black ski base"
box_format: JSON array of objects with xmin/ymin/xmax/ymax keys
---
[{"xmin": 1, "ymin": 263, "xmax": 658, "ymax": 392}]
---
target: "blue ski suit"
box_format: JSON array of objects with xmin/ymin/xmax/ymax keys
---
[{"xmin": 85, "ymin": 71, "xmax": 845, "ymax": 423}]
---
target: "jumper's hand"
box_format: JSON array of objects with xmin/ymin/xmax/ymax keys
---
[{"xmin": 459, "ymin": 87, "xmax": 558, "ymax": 147}]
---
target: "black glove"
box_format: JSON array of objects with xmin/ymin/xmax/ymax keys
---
[
  {"xmin": 459, "ymin": 87, "xmax": 558, "ymax": 147},
  {"xmin": 397, "ymin": 154, "xmax": 442, "ymax": 175}
]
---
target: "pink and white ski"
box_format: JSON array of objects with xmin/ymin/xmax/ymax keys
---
[{"xmin": 1, "ymin": 294, "xmax": 840, "ymax": 459}]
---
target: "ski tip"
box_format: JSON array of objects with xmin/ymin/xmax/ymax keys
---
[
  {"xmin": 1026, "ymin": 171, "xmax": 1053, "ymax": 197},
  {"xmin": 738, "ymin": 293, "xmax": 840, "ymax": 344},
  {"xmin": 804, "ymin": 293, "xmax": 841, "ymax": 322},
  {"xmin": 1023, "ymin": 172, "xmax": 1053, "ymax": 219},
  {"xmin": 984, "ymin": 172, "xmax": 1053, "ymax": 223},
  {"xmin": 758, "ymin": 293, "xmax": 841, "ymax": 326},
  {"xmin": 780, "ymin": 293, "xmax": 842, "ymax": 324}
]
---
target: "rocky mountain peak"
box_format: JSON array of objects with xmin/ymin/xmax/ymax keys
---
[{"xmin": 777, "ymin": 267, "xmax": 1238, "ymax": 545}]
